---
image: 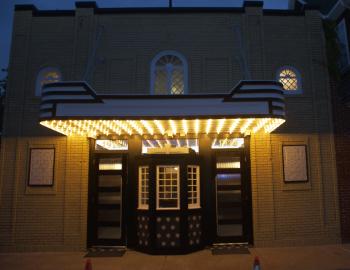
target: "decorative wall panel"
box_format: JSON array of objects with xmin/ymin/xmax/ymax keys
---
[
  {"xmin": 28, "ymin": 148, "xmax": 55, "ymax": 186},
  {"xmin": 188, "ymin": 215, "xmax": 202, "ymax": 246},
  {"xmin": 156, "ymin": 216, "xmax": 181, "ymax": 248},
  {"xmin": 282, "ymin": 145, "xmax": 308, "ymax": 182},
  {"xmin": 137, "ymin": 215, "xmax": 150, "ymax": 247}
]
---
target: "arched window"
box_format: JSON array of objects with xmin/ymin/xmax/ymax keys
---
[
  {"xmin": 151, "ymin": 51, "xmax": 188, "ymax": 95},
  {"xmin": 277, "ymin": 67, "xmax": 302, "ymax": 94},
  {"xmin": 35, "ymin": 67, "xmax": 62, "ymax": 96}
]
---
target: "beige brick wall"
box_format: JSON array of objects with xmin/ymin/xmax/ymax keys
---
[
  {"xmin": 251, "ymin": 133, "xmax": 340, "ymax": 247},
  {"xmin": 0, "ymin": 136, "xmax": 89, "ymax": 252},
  {"xmin": 248, "ymin": 9, "xmax": 340, "ymax": 246},
  {"xmin": 0, "ymin": 5, "xmax": 341, "ymax": 251}
]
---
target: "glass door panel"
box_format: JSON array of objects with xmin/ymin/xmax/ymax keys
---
[
  {"xmin": 99, "ymin": 158, "xmax": 123, "ymax": 171},
  {"xmin": 156, "ymin": 166, "xmax": 180, "ymax": 210},
  {"xmin": 96, "ymin": 173, "xmax": 122, "ymax": 241},
  {"xmin": 216, "ymin": 156, "xmax": 245, "ymax": 239}
]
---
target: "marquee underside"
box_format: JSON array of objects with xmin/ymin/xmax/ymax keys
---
[{"xmin": 40, "ymin": 118, "xmax": 285, "ymax": 138}]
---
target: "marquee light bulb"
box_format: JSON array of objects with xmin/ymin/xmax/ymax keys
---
[
  {"xmin": 40, "ymin": 117, "xmax": 285, "ymax": 138},
  {"xmin": 194, "ymin": 119, "xmax": 200, "ymax": 134},
  {"xmin": 240, "ymin": 118, "xmax": 254, "ymax": 134},
  {"xmin": 154, "ymin": 120, "xmax": 165, "ymax": 135},
  {"xmin": 206, "ymin": 119, "xmax": 212, "ymax": 134},
  {"xmin": 169, "ymin": 119, "xmax": 177, "ymax": 135},
  {"xmin": 216, "ymin": 118, "xmax": 226, "ymax": 134},
  {"xmin": 182, "ymin": 119, "xmax": 188, "ymax": 134},
  {"xmin": 229, "ymin": 119, "xmax": 240, "ymax": 134},
  {"xmin": 140, "ymin": 120, "xmax": 154, "ymax": 135}
]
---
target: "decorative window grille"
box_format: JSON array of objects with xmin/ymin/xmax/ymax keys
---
[
  {"xmin": 35, "ymin": 67, "xmax": 62, "ymax": 96},
  {"xmin": 187, "ymin": 165, "xmax": 200, "ymax": 209},
  {"xmin": 151, "ymin": 51, "xmax": 188, "ymax": 95},
  {"xmin": 142, "ymin": 139, "xmax": 199, "ymax": 154},
  {"xmin": 138, "ymin": 166, "xmax": 149, "ymax": 209},
  {"xmin": 211, "ymin": 138, "xmax": 244, "ymax": 149},
  {"xmin": 95, "ymin": 140, "xmax": 128, "ymax": 151},
  {"xmin": 156, "ymin": 166, "xmax": 180, "ymax": 210},
  {"xmin": 277, "ymin": 67, "xmax": 302, "ymax": 94}
]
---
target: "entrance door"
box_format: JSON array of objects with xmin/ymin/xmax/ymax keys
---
[
  {"xmin": 215, "ymin": 150, "xmax": 251, "ymax": 243},
  {"xmin": 134, "ymin": 154, "xmax": 203, "ymax": 254},
  {"xmin": 88, "ymin": 155, "xmax": 126, "ymax": 246}
]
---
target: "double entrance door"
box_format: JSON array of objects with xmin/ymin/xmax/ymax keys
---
[
  {"xmin": 135, "ymin": 154, "xmax": 202, "ymax": 254},
  {"xmin": 87, "ymin": 149, "xmax": 253, "ymax": 250}
]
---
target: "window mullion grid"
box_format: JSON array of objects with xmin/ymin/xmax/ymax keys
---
[
  {"xmin": 188, "ymin": 165, "xmax": 200, "ymax": 209},
  {"xmin": 157, "ymin": 166, "xmax": 179, "ymax": 210},
  {"xmin": 138, "ymin": 166, "xmax": 149, "ymax": 210},
  {"xmin": 166, "ymin": 64, "xmax": 173, "ymax": 94}
]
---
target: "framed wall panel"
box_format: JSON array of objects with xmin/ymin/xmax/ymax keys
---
[
  {"xmin": 28, "ymin": 148, "xmax": 55, "ymax": 186},
  {"xmin": 282, "ymin": 145, "xmax": 308, "ymax": 183}
]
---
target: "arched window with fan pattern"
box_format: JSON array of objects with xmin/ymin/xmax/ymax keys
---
[
  {"xmin": 150, "ymin": 51, "xmax": 188, "ymax": 95},
  {"xmin": 277, "ymin": 67, "xmax": 302, "ymax": 94},
  {"xmin": 35, "ymin": 67, "xmax": 62, "ymax": 97}
]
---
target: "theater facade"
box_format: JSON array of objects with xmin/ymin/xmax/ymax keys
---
[{"xmin": 0, "ymin": 1, "xmax": 341, "ymax": 253}]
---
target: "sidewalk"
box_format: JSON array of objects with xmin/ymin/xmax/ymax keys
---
[{"xmin": 0, "ymin": 245, "xmax": 350, "ymax": 270}]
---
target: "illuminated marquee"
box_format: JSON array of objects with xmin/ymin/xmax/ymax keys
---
[{"xmin": 39, "ymin": 81, "xmax": 286, "ymax": 138}]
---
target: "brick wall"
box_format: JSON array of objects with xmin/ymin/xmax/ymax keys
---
[{"xmin": 0, "ymin": 136, "xmax": 89, "ymax": 252}]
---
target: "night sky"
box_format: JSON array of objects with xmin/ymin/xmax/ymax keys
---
[{"xmin": 0, "ymin": 0, "xmax": 289, "ymax": 79}]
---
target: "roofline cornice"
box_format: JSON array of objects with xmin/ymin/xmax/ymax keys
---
[{"xmin": 14, "ymin": 1, "xmax": 317, "ymax": 17}]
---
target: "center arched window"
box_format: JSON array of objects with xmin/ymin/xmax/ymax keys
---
[{"xmin": 151, "ymin": 51, "xmax": 188, "ymax": 95}]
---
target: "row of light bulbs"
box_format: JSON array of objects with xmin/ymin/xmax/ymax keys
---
[{"xmin": 40, "ymin": 118, "xmax": 285, "ymax": 138}]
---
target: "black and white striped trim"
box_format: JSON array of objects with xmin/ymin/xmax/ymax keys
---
[{"xmin": 40, "ymin": 80, "xmax": 285, "ymax": 120}]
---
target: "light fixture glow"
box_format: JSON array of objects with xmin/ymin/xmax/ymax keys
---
[
  {"xmin": 115, "ymin": 120, "xmax": 132, "ymax": 135},
  {"xmin": 240, "ymin": 118, "xmax": 254, "ymax": 134},
  {"xmin": 96, "ymin": 139, "xmax": 128, "ymax": 150},
  {"xmin": 127, "ymin": 120, "xmax": 143, "ymax": 135},
  {"xmin": 211, "ymin": 138, "xmax": 244, "ymax": 149},
  {"xmin": 156, "ymin": 139, "xmax": 163, "ymax": 148},
  {"xmin": 176, "ymin": 139, "xmax": 181, "ymax": 147},
  {"xmin": 147, "ymin": 140, "xmax": 155, "ymax": 148},
  {"xmin": 195, "ymin": 119, "xmax": 200, "ymax": 134},
  {"xmin": 169, "ymin": 119, "xmax": 177, "ymax": 135},
  {"xmin": 206, "ymin": 119, "xmax": 212, "ymax": 134},
  {"xmin": 264, "ymin": 118, "xmax": 285, "ymax": 133},
  {"xmin": 229, "ymin": 119, "xmax": 240, "ymax": 134},
  {"xmin": 182, "ymin": 119, "xmax": 188, "ymax": 134},
  {"xmin": 40, "ymin": 117, "xmax": 285, "ymax": 138},
  {"xmin": 154, "ymin": 120, "xmax": 165, "ymax": 135},
  {"xmin": 140, "ymin": 120, "xmax": 154, "ymax": 135},
  {"xmin": 216, "ymin": 118, "xmax": 226, "ymax": 134},
  {"xmin": 252, "ymin": 118, "xmax": 270, "ymax": 133}
]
